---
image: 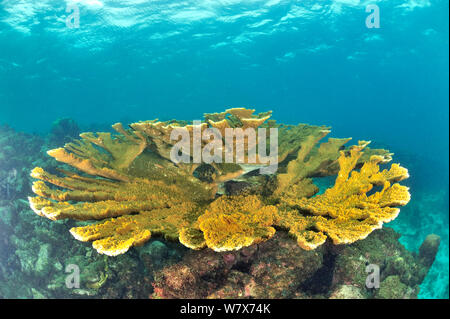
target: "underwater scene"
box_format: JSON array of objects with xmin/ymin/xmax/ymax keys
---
[{"xmin": 0, "ymin": 0, "xmax": 448, "ymax": 301}]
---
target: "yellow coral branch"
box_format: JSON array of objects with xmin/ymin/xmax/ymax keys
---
[{"xmin": 276, "ymin": 148, "xmax": 410, "ymax": 250}]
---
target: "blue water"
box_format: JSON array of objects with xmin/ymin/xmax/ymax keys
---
[{"xmin": 0, "ymin": 0, "xmax": 448, "ymax": 298}]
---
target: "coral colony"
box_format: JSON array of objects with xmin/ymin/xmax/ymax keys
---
[{"xmin": 28, "ymin": 108, "xmax": 410, "ymax": 257}]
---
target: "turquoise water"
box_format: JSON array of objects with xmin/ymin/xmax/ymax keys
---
[{"xmin": 0, "ymin": 0, "xmax": 448, "ymax": 298}]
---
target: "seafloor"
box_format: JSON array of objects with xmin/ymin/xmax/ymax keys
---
[{"xmin": 0, "ymin": 120, "xmax": 448, "ymax": 299}]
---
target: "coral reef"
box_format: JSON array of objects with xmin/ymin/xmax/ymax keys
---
[
  {"xmin": 0, "ymin": 120, "xmax": 445, "ymax": 299},
  {"xmin": 27, "ymin": 108, "xmax": 408, "ymax": 256},
  {"xmin": 0, "ymin": 201, "xmax": 158, "ymax": 298},
  {"xmin": 0, "ymin": 123, "xmax": 160, "ymax": 298}
]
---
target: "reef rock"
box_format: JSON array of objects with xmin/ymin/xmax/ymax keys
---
[
  {"xmin": 418, "ymin": 234, "xmax": 441, "ymax": 268},
  {"xmin": 152, "ymin": 227, "xmax": 439, "ymax": 299}
]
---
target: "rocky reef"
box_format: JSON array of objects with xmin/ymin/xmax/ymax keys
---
[
  {"xmin": 390, "ymin": 188, "xmax": 449, "ymax": 299},
  {"xmin": 0, "ymin": 202, "xmax": 441, "ymax": 299},
  {"xmin": 0, "ymin": 125, "xmax": 43, "ymax": 201},
  {"xmin": 151, "ymin": 228, "xmax": 439, "ymax": 299}
]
